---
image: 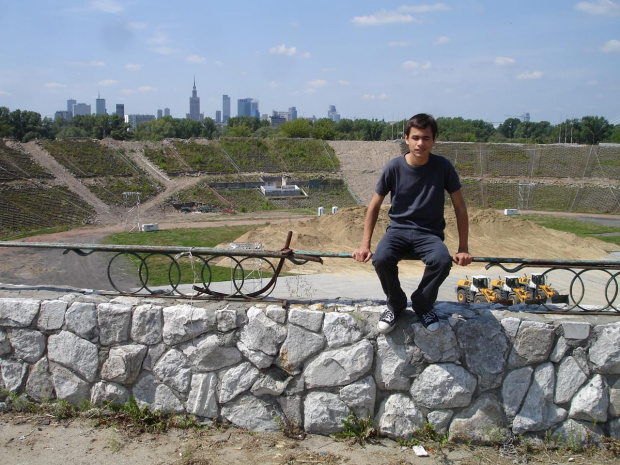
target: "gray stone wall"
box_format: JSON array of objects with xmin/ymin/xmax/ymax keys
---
[{"xmin": 1, "ymin": 295, "xmax": 619, "ymax": 444}]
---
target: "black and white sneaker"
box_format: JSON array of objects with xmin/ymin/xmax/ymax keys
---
[
  {"xmin": 377, "ymin": 308, "xmax": 397, "ymax": 334},
  {"xmin": 416, "ymin": 309, "xmax": 440, "ymax": 332}
]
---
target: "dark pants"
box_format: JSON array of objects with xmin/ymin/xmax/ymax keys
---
[{"xmin": 372, "ymin": 227, "xmax": 452, "ymax": 314}]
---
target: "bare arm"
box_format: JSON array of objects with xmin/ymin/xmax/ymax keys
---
[
  {"xmin": 352, "ymin": 192, "xmax": 385, "ymax": 262},
  {"xmin": 450, "ymin": 189, "xmax": 473, "ymax": 266}
]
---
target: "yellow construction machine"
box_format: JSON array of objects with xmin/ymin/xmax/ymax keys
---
[
  {"xmin": 491, "ymin": 275, "xmax": 532, "ymax": 305},
  {"xmin": 455, "ymin": 275, "xmax": 505, "ymax": 303},
  {"xmin": 519, "ymin": 273, "xmax": 569, "ymax": 304}
]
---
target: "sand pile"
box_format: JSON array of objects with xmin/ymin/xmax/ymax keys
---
[{"xmin": 225, "ymin": 207, "xmax": 618, "ymax": 276}]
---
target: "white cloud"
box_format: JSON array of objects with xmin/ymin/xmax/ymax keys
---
[
  {"xmin": 308, "ymin": 79, "xmax": 327, "ymax": 88},
  {"xmin": 387, "ymin": 41, "xmax": 410, "ymax": 47},
  {"xmin": 361, "ymin": 93, "xmax": 387, "ymax": 101},
  {"xmin": 127, "ymin": 22, "xmax": 146, "ymax": 31},
  {"xmin": 270, "ymin": 44, "xmax": 298, "ymax": 56},
  {"xmin": 121, "ymin": 86, "xmax": 156, "ymax": 95},
  {"xmin": 152, "ymin": 47, "xmax": 178, "ymax": 55},
  {"xmin": 402, "ymin": 61, "xmax": 432, "ymax": 72},
  {"xmin": 186, "ymin": 55, "xmax": 206, "ymax": 63},
  {"xmin": 304, "ymin": 79, "xmax": 327, "ymax": 94},
  {"xmin": 352, "ymin": 4, "xmax": 450, "ymax": 26},
  {"xmin": 269, "ymin": 81, "xmax": 280, "ymax": 88},
  {"xmin": 495, "ymin": 56, "xmax": 516, "ymax": 65},
  {"xmin": 213, "ymin": 60, "xmax": 224, "ymax": 67},
  {"xmin": 67, "ymin": 60, "xmax": 105, "ymax": 67},
  {"xmin": 352, "ymin": 10, "xmax": 417, "ymax": 26},
  {"xmin": 434, "ymin": 36, "xmax": 450, "ymax": 45},
  {"xmin": 98, "ymin": 79, "xmax": 117, "ymax": 86},
  {"xmin": 338, "ymin": 80, "xmax": 351, "ymax": 86},
  {"xmin": 575, "ymin": 0, "xmax": 620, "ymax": 15},
  {"xmin": 516, "ymin": 71, "xmax": 543, "ymax": 79},
  {"xmin": 300, "ymin": 51, "xmax": 311, "ymax": 58},
  {"xmin": 125, "ymin": 63, "xmax": 143, "ymax": 71},
  {"xmin": 90, "ymin": 0, "xmax": 124, "ymax": 14},
  {"xmin": 600, "ymin": 39, "xmax": 620, "ymax": 52},
  {"xmin": 0, "ymin": 90, "xmax": 9, "ymax": 96},
  {"xmin": 44, "ymin": 82, "xmax": 67, "ymax": 89},
  {"xmin": 398, "ymin": 4, "xmax": 451, "ymax": 13},
  {"xmin": 147, "ymin": 32, "xmax": 169, "ymax": 46}
]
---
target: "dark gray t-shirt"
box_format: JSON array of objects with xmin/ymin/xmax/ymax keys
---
[{"xmin": 375, "ymin": 153, "xmax": 462, "ymax": 238}]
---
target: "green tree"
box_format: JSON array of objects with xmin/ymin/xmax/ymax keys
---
[
  {"xmin": 312, "ymin": 118, "xmax": 336, "ymax": 140},
  {"xmin": 176, "ymin": 118, "xmax": 204, "ymax": 139},
  {"xmin": 436, "ymin": 117, "xmax": 476, "ymax": 142},
  {"xmin": 497, "ymin": 118, "xmax": 521, "ymax": 139},
  {"xmin": 71, "ymin": 114, "xmax": 97, "ymax": 137},
  {"xmin": 226, "ymin": 116, "xmax": 264, "ymax": 133},
  {"xmin": 552, "ymin": 118, "xmax": 581, "ymax": 144},
  {"xmin": 108, "ymin": 114, "xmax": 131, "ymax": 140},
  {"xmin": 201, "ymin": 117, "xmax": 219, "ymax": 139},
  {"xmin": 335, "ymin": 118, "xmax": 354, "ymax": 139},
  {"xmin": 278, "ymin": 118, "xmax": 312, "ymax": 138},
  {"xmin": 254, "ymin": 125, "xmax": 277, "ymax": 138},
  {"xmin": 0, "ymin": 107, "xmax": 13, "ymax": 138},
  {"xmin": 470, "ymin": 119, "xmax": 495, "ymax": 142},
  {"xmin": 227, "ymin": 124, "xmax": 253, "ymax": 137},
  {"xmin": 513, "ymin": 121, "xmax": 553, "ymax": 143},
  {"xmin": 609, "ymin": 125, "xmax": 620, "ymax": 143},
  {"xmin": 580, "ymin": 116, "xmax": 612, "ymax": 144},
  {"xmin": 56, "ymin": 125, "xmax": 89, "ymax": 139}
]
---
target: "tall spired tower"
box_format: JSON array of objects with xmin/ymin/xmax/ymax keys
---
[{"xmin": 189, "ymin": 77, "xmax": 201, "ymax": 121}]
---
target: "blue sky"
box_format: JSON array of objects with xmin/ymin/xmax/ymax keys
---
[{"xmin": 1, "ymin": 0, "xmax": 619, "ymax": 124}]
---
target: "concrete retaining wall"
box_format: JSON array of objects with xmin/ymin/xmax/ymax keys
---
[{"xmin": 1, "ymin": 295, "xmax": 619, "ymax": 444}]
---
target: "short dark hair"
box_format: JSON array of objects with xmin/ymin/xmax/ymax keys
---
[{"xmin": 405, "ymin": 113, "xmax": 438, "ymax": 140}]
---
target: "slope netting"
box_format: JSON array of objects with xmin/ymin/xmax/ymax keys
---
[
  {"xmin": 0, "ymin": 183, "xmax": 96, "ymax": 236},
  {"xmin": 456, "ymin": 180, "xmax": 620, "ymax": 213},
  {"xmin": 0, "ymin": 141, "xmax": 53, "ymax": 180},
  {"xmin": 591, "ymin": 145, "xmax": 620, "ymax": 180},
  {"xmin": 534, "ymin": 145, "xmax": 591, "ymax": 178},
  {"xmin": 484, "ymin": 144, "xmax": 533, "ymax": 177},
  {"xmin": 434, "ymin": 142, "xmax": 479, "ymax": 176},
  {"xmin": 573, "ymin": 185, "xmax": 620, "ymax": 214},
  {"xmin": 530, "ymin": 184, "xmax": 577, "ymax": 211},
  {"xmin": 42, "ymin": 139, "xmax": 137, "ymax": 178},
  {"xmin": 434, "ymin": 141, "xmax": 620, "ymax": 214},
  {"xmin": 435, "ymin": 142, "xmax": 620, "ymax": 181}
]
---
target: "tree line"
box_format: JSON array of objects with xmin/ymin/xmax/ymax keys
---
[{"xmin": 1, "ymin": 106, "xmax": 618, "ymax": 145}]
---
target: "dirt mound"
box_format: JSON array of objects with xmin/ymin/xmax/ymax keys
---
[{"xmin": 227, "ymin": 207, "xmax": 619, "ymax": 275}]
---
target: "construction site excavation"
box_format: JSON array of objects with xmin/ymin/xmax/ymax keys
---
[{"xmin": 1, "ymin": 137, "xmax": 620, "ymax": 465}]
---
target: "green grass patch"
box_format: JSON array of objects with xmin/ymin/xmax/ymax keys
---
[
  {"xmin": 521, "ymin": 214, "xmax": 620, "ymax": 247},
  {"xmin": 101, "ymin": 224, "xmax": 276, "ymax": 285},
  {"xmin": 0, "ymin": 224, "xmax": 75, "ymax": 241}
]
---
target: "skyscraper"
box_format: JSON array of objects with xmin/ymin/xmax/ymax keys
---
[
  {"xmin": 164, "ymin": 108, "xmax": 171, "ymax": 117},
  {"xmin": 67, "ymin": 99, "xmax": 76, "ymax": 114},
  {"xmin": 116, "ymin": 104, "xmax": 124, "ymax": 119},
  {"xmin": 157, "ymin": 109, "xmax": 163, "ymax": 119},
  {"xmin": 238, "ymin": 98, "xmax": 259, "ymax": 118},
  {"xmin": 328, "ymin": 105, "xmax": 340, "ymax": 123},
  {"xmin": 73, "ymin": 103, "xmax": 91, "ymax": 116},
  {"xmin": 188, "ymin": 77, "xmax": 201, "ymax": 121},
  {"xmin": 222, "ymin": 95, "xmax": 230, "ymax": 123},
  {"xmin": 96, "ymin": 93, "xmax": 106, "ymax": 115}
]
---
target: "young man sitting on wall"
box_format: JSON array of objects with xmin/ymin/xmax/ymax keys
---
[{"xmin": 352, "ymin": 113, "xmax": 473, "ymax": 334}]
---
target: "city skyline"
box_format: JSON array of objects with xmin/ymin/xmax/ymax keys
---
[
  {"xmin": 54, "ymin": 82, "xmax": 311, "ymax": 124},
  {"xmin": 1, "ymin": 1, "xmax": 619, "ymax": 125}
]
